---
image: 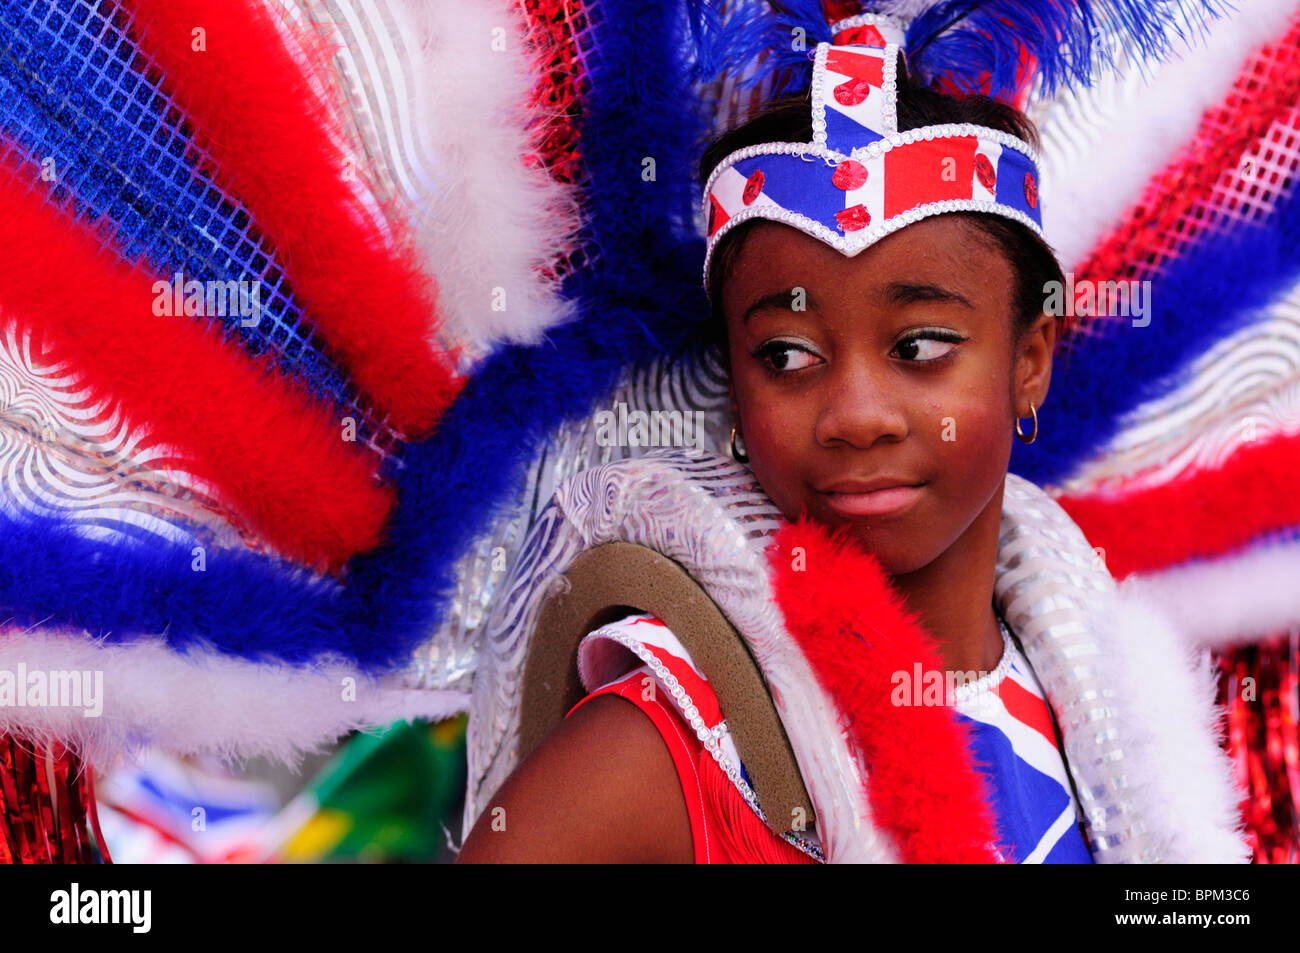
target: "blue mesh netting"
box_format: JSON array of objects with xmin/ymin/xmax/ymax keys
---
[{"xmin": 0, "ymin": 0, "xmax": 404, "ymax": 463}]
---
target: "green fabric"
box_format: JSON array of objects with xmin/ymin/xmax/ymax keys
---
[{"xmin": 294, "ymin": 715, "xmax": 466, "ymax": 862}]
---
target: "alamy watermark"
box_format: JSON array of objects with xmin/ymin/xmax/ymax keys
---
[
  {"xmin": 152, "ymin": 270, "xmax": 262, "ymax": 327},
  {"xmin": 1043, "ymin": 272, "xmax": 1152, "ymax": 326},
  {"xmin": 891, "ymin": 662, "xmax": 995, "ymax": 711},
  {"xmin": 50, "ymin": 883, "xmax": 150, "ymax": 932},
  {"xmin": 0, "ymin": 664, "xmax": 102, "ymax": 717},
  {"xmin": 594, "ymin": 401, "xmax": 706, "ymax": 449}
]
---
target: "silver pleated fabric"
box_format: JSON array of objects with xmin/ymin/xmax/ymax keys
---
[{"xmin": 995, "ymin": 474, "xmax": 1157, "ymax": 862}]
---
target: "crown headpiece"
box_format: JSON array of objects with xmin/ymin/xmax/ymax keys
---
[{"xmin": 702, "ymin": 12, "xmax": 1044, "ymax": 292}]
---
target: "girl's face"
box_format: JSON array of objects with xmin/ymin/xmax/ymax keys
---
[{"xmin": 721, "ymin": 215, "xmax": 1053, "ymax": 576}]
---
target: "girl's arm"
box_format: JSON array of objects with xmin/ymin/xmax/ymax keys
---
[{"xmin": 455, "ymin": 694, "xmax": 694, "ymax": 863}]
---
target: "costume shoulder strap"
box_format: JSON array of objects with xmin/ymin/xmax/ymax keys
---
[{"xmin": 578, "ymin": 612, "xmax": 746, "ymax": 792}]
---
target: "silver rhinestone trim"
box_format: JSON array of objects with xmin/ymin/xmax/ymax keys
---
[
  {"xmin": 703, "ymin": 191, "xmax": 1047, "ymax": 289},
  {"xmin": 829, "ymin": 12, "xmax": 912, "ymax": 37},
  {"xmin": 950, "ymin": 614, "xmax": 1017, "ymax": 705},
  {"xmin": 881, "ymin": 43, "xmax": 899, "ymax": 134},
  {"xmin": 594, "ymin": 629, "xmax": 825, "ymax": 862},
  {"xmin": 810, "ymin": 43, "xmax": 830, "ymax": 147}
]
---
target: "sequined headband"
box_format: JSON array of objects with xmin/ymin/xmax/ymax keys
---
[{"xmin": 702, "ymin": 13, "xmax": 1045, "ymax": 293}]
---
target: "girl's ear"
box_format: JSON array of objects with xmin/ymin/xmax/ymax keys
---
[{"xmin": 1013, "ymin": 310, "xmax": 1055, "ymax": 415}]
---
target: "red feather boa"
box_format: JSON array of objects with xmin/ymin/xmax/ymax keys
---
[
  {"xmin": 120, "ymin": 0, "xmax": 461, "ymax": 438},
  {"xmin": 0, "ymin": 149, "xmax": 396, "ymax": 573},
  {"xmin": 1057, "ymin": 428, "xmax": 1300, "ymax": 579},
  {"xmin": 766, "ymin": 518, "xmax": 1003, "ymax": 863}
]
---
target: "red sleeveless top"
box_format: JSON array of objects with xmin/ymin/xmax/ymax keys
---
[{"xmin": 565, "ymin": 612, "xmax": 822, "ymax": 864}]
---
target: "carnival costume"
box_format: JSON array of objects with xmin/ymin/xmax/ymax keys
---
[{"xmin": 1, "ymin": 0, "xmax": 1298, "ymax": 862}]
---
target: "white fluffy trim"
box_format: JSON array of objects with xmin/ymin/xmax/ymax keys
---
[
  {"xmin": 1122, "ymin": 537, "xmax": 1300, "ymax": 649},
  {"xmin": 1094, "ymin": 583, "xmax": 1252, "ymax": 863},
  {"xmin": 0, "ymin": 628, "xmax": 470, "ymax": 771},
  {"xmin": 396, "ymin": 0, "xmax": 580, "ymax": 354}
]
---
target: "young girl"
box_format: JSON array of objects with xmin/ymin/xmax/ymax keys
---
[{"xmin": 457, "ymin": 14, "xmax": 1245, "ymax": 864}]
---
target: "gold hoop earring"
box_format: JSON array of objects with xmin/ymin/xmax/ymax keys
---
[
  {"xmin": 730, "ymin": 426, "xmax": 749, "ymax": 463},
  {"xmin": 1015, "ymin": 402, "xmax": 1038, "ymax": 445}
]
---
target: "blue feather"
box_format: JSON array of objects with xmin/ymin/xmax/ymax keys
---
[
  {"xmin": 687, "ymin": 0, "xmax": 830, "ymax": 98},
  {"xmin": 1011, "ymin": 177, "xmax": 1300, "ymax": 488},
  {"xmin": 686, "ymin": 0, "xmax": 1233, "ymax": 105}
]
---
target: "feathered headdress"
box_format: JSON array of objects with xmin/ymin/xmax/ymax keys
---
[{"xmin": 701, "ymin": 10, "xmax": 1045, "ymax": 291}]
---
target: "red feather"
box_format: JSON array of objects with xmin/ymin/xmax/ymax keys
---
[
  {"xmin": 766, "ymin": 516, "xmax": 1003, "ymax": 863},
  {"xmin": 0, "ymin": 150, "xmax": 397, "ymax": 574},
  {"xmin": 119, "ymin": 0, "xmax": 462, "ymax": 439},
  {"xmin": 1057, "ymin": 429, "xmax": 1300, "ymax": 579}
]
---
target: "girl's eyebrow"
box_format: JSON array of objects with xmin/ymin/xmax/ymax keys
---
[
  {"xmin": 740, "ymin": 288, "xmax": 815, "ymax": 326},
  {"xmin": 886, "ymin": 282, "xmax": 974, "ymax": 309},
  {"xmin": 741, "ymin": 281, "xmax": 973, "ymax": 325}
]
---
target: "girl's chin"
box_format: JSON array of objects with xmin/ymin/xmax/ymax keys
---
[{"xmin": 828, "ymin": 521, "xmax": 934, "ymax": 574}]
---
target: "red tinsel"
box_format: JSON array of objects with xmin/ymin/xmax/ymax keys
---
[
  {"xmin": 1218, "ymin": 633, "xmax": 1300, "ymax": 863},
  {"xmin": 0, "ymin": 735, "xmax": 105, "ymax": 863}
]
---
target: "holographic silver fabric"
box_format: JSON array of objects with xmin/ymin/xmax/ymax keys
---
[
  {"xmin": 405, "ymin": 348, "xmax": 731, "ymax": 694},
  {"xmin": 995, "ymin": 474, "xmax": 1154, "ymax": 862}
]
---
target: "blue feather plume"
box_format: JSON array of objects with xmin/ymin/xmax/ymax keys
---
[
  {"xmin": 0, "ymin": 0, "xmax": 714, "ymax": 673},
  {"xmin": 687, "ymin": 0, "xmax": 1233, "ymax": 105},
  {"xmin": 902, "ymin": 0, "xmax": 1233, "ymax": 102}
]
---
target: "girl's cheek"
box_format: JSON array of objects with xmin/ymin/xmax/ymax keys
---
[
  {"xmin": 935, "ymin": 392, "xmax": 1013, "ymax": 492},
  {"xmin": 740, "ymin": 394, "xmax": 809, "ymax": 517}
]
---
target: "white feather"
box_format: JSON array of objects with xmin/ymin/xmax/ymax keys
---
[
  {"xmin": 0, "ymin": 628, "xmax": 469, "ymax": 772},
  {"xmin": 1122, "ymin": 539, "xmax": 1300, "ymax": 648},
  {"xmin": 1094, "ymin": 582, "xmax": 1253, "ymax": 862},
  {"xmin": 390, "ymin": 0, "xmax": 581, "ymax": 357}
]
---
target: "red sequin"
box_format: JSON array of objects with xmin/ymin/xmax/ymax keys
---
[
  {"xmin": 975, "ymin": 153, "xmax": 996, "ymax": 192},
  {"xmin": 834, "ymin": 77, "xmax": 873, "ymax": 106},
  {"xmin": 1024, "ymin": 171, "xmax": 1038, "ymax": 209},
  {"xmin": 1216, "ymin": 634, "xmax": 1300, "ymax": 862},
  {"xmin": 832, "ymin": 159, "xmax": 869, "ymax": 191},
  {"xmin": 743, "ymin": 169, "xmax": 764, "ymax": 205},
  {"xmin": 836, "ymin": 204, "xmax": 871, "ymax": 231}
]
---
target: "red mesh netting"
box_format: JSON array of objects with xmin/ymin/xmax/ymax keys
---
[{"xmin": 1070, "ymin": 10, "xmax": 1300, "ymax": 341}]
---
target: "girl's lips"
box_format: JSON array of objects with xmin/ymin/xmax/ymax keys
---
[{"xmin": 822, "ymin": 484, "xmax": 924, "ymax": 517}]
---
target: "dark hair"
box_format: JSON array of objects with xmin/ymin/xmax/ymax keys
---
[{"xmin": 697, "ymin": 58, "xmax": 1065, "ymax": 355}]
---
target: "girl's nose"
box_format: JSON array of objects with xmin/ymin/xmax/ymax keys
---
[{"xmin": 813, "ymin": 360, "xmax": 909, "ymax": 449}]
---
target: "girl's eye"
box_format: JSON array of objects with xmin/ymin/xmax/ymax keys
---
[
  {"xmin": 893, "ymin": 330, "xmax": 965, "ymax": 363},
  {"xmin": 754, "ymin": 341, "xmax": 821, "ymax": 374}
]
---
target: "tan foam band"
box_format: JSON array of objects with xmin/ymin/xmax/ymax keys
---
[{"xmin": 519, "ymin": 541, "xmax": 814, "ymax": 834}]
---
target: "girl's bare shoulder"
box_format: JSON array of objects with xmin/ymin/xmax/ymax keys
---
[{"xmin": 456, "ymin": 692, "xmax": 692, "ymax": 863}]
